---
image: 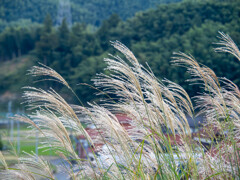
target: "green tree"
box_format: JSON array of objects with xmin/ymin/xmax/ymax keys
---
[{"xmin": 34, "ymin": 14, "xmax": 56, "ymax": 66}]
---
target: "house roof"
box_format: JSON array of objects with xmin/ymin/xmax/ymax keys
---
[
  {"xmin": 76, "ymin": 113, "xmax": 208, "ymax": 152},
  {"xmin": 207, "ymin": 139, "xmax": 240, "ymax": 164}
]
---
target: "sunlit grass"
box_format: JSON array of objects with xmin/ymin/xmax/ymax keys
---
[{"xmin": 0, "ymin": 32, "xmax": 239, "ymax": 179}]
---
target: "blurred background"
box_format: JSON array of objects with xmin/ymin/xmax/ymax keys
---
[
  {"xmin": 0, "ymin": 0, "xmax": 239, "ymax": 112},
  {"xmin": 0, "ymin": 0, "xmax": 239, "ymax": 176}
]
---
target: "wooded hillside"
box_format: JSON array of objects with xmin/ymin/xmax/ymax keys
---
[{"xmin": 0, "ymin": 0, "xmax": 239, "ymax": 106}]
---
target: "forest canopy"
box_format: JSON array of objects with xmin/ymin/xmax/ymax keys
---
[
  {"xmin": 0, "ymin": 0, "xmax": 181, "ymax": 31},
  {"xmin": 0, "ymin": 0, "xmax": 239, "ymax": 106}
]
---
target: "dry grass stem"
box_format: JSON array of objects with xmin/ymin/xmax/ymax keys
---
[
  {"xmin": 28, "ymin": 63, "xmax": 71, "ymax": 89},
  {"xmin": 1, "ymin": 33, "xmax": 240, "ymax": 179},
  {"xmin": 215, "ymin": 31, "xmax": 240, "ymax": 61}
]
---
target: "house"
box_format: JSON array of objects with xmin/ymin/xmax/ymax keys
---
[
  {"xmin": 74, "ymin": 114, "xmax": 209, "ymax": 158},
  {"xmin": 74, "ymin": 114, "xmax": 130, "ymax": 158}
]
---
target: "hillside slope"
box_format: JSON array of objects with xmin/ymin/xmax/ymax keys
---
[
  {"xmin": 0, "ymin": 55, "xmax": 34, "ymax": 110},
  {"xmin": 0, "ymin": 0, "xmax": 239, "ymax": 105}
]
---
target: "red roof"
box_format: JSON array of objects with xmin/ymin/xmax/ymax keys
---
[
  {"xmin": 164, "ymin": 134, "xmax": 184, "ymax": 146},
  {"xmin": 208, "ymin": 139, "xmax": 240, "ymax": 164},
  {"xmin": 192, "ymin": 124, "xmax": 221, "ymax": 139},
  {"xmin": 76, "ymin": 114, "xmax": 190, "ymax": 151}
]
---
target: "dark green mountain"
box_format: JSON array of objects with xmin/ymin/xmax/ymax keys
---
[
  {"xmin": 0, "ymin": 0, "xmax": 181, "ymax": 31},
  {"xmin": 0, "ymin": 0, "xmax": 239, "ymax": 108}
]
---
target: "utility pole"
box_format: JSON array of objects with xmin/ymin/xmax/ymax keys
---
[
  {"xmin": 35, "ymin": 128, "xmax": 39, "ymax": 159},
  {"xmin": 17, "ymin": 109, "xmax": 20, "ymax": 155},
  {"xmin": 7, "ymin": 101, "xmax": 13, "ymax": 142},
  {"xmin": 56, "ymin": 0, "xmax": 72, "ymax": 27}
]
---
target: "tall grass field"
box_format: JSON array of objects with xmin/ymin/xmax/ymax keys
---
[{"xmin": 0, "ymin": 32, "xmax": 240, "ymax": 179}]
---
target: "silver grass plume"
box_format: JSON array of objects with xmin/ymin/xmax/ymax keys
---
[
  {"xmin": 22, "ymin": 87, "xmax": 93, "ymax": 146},
  {"xmin": 2, "ymin": 33, "xmax": 239, "ymax": 179},
  {"xmin": 91, "ymin": 41, "xmax": 195, "ymax": 178},
  {"xmin": 72, "ymin": 103, "xmax": 158, "ymax": 178},
  {"xmin": 215, "ymin": 31, "xmax": 240, "ymax": 61},
  {"xmin": 0, "ymin": 151, "xmax": 8, "ymax": 170},
  {"xmin": 171, "ymin": 52, "xmax": 229, "ymax": 125},
  {"xmin": 28, "ymin": 63, "xmax": 70, "ymax": 89},
  {"xmin": 173, "ymin": 33, "xmax": 240, "ymax": 179},
  {"xmin": 95, "ymin": 41, "xmax": 193, "ymax": 137},
  {"xmin": 0, "ymin": 152, "xmax": 54, "ymax": 180},
  {"xmin": 29, "ymin": 110, "xmax": 79, "ymax": 158}
]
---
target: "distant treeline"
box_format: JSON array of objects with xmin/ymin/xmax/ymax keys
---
[
  {"xmin": 0, "ymin": 0, "xmax": 239, "ymax": 104},
  {"xmin": 0, "ymin": 0, "xmax": 180, "ymax": 31}
]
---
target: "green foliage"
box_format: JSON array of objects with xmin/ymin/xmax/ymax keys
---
[
  {"xmin": 0, "ymin": 0, "xmax": 58, "ymax": 30},
  {"xmin": 0, "ymin": 0, "xmax": 181, "ymax": 31},
  {"xmin": 0, "ymin": 0, "xmax": 239, "ymax": 104}
]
